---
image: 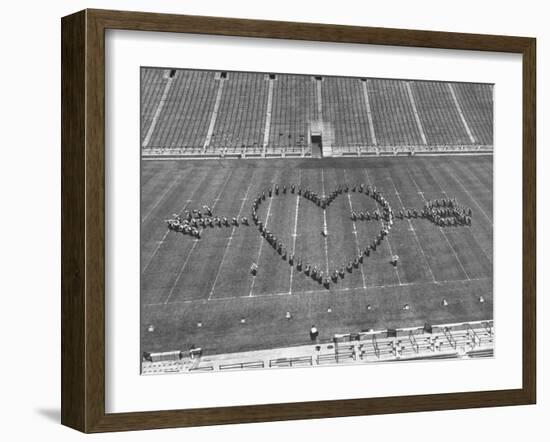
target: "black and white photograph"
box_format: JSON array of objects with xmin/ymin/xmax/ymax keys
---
[{"xmin": 140, "ymin": 67, "xmax": 494, "ymax": 374}]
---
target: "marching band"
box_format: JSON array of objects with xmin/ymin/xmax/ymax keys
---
[{"xmin": 164, "ymin": 183, "xmax": 472, "ymax": 289}]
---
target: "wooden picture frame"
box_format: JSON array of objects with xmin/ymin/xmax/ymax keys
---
[{"xmin": 61, "ymin": 8, "xmax": 536, "ymax": 433}]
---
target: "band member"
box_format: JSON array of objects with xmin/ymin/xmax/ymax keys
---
[
  {"xmin": 232, "ymin": 217, "xmax": 238, "ymax": 226},
  {"xmin": 241, "ymin": 216, "xmax": 248, "ymax": 225},
  {"xmin": 268, "ymin": 187, "xmax": 273, "ymax": 197},
  {"xmin": 250, "ymin": 262, "xmax": 258, "ymax": 275},
  {"xmin": 275, "ymin": 185, "xmax": 279, "ymax": 196},
  {"xmin": 339, "ymin": 267, "xmax": 345, "ymax": 278},
  {"xmin": 283, "ymin": 185, "xmax": 287, "ymax": 194},
  {"xmin": 351, "ymin": 211, "xmax": 357, "ymax": 221},
  {"xmin": 291, "ymin": 184, "xmax": 295, "ymax": 194}
]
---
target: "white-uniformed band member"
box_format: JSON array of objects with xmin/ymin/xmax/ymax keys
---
[
  {"xmin": 309, "ymin": 325, "xmax": 319, "ymax": 343},
  {"xmin": 250, "ymin": 262, "xmax": 258, "ymax": 275}
]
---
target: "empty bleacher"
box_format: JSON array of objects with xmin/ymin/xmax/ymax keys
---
[
  {"xmin": 322, "ymin": 77, "xmax": 373, "ymax": 154},
  {"xmin": 208, "ymin": 71, "xmax": 269, "ymax": 155},
  {"xmin": 452, "ymin": 83, "xmax": 493, "ymax": 145},
  {"xmin": 410, "ymin": 81, "xmax": 472, "ymax": 146},
  {"xmin": 145, "ymin": 69, "xmax": 219, "ymax": 152},
  {"xmin": 140, "ymin": 68, "xmax": 494, "ymax": 157},
  {"xmin": 367, "ymin": 78, "xmax": 424, "ymax": 146},
  {"xmin": 268, "ymin": 74, "xmax": 317, "ymax": 154},
  {"xmin": 140, "ymin": 68, "xmax": 168, "ymax": 140}
]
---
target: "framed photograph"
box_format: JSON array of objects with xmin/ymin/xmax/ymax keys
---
[{"xmin": 61, "ymin": 9, "xmax": 536, "ymax": 433}]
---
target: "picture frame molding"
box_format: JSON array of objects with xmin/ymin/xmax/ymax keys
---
[{"xmin": 61, "ymin": 8, "xmax": 536, "ymax": 433}]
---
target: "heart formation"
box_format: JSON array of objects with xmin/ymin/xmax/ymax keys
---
[
  {"xmin": 250, "ymin": 183, "xmax": 394, "ymax": 288},
  {"xmin": 164, "ymin": 185, "xmax": 473, "ymax": 290}
]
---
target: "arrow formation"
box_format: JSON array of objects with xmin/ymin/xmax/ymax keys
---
[{"xmin": 164, "ymin": 183, "xmax": 473, "ymax": 289}]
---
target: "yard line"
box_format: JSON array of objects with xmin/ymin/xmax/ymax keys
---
[
  {"xmin": 444, "ymin": 164, "xmax": 493, "ymax": 226},
  {"xmin": 162, "ymin": 170, "xmax": 235, "ymax": 305},
  {"xmin": 141, "ymin": 174, "xmax": 181, "ymax": 223},
  {"xmin": 142, "ymin": 171, "xmax": 210, "ymax": 273},
  {"xmin": 288, "ymin": 169, "xmax": 302, "ymax": 295},
  {"xmin": 248, "ymin": 174, "xmax": 279, "ymax": 297},
  {"xmin": 426, "ymin": 165, "xmax": 492, "ymax": 264},
  {"xmin": 320, "ymin": 169, "xmax": 329, "ymax": 274},
  {"xmin": 344, "ymin": 170, "xmax": 368, "ymax": 294},
  {"xmin": 364, "ymin": 169, "xmax": 402, "ymax": 285},
  {"xmin": 386, "ymin": 173, "xmax": 437, "ymax": 283},
  {"xmin": 207, "ymin": 171, "xmax": 256, "ymax": 300},
  {"xmin": 162, "ymin": 241, "xmax": 200, "ymax": 305},
  {"xmin": 144, "ymin": 276, "xmax": 490, "ymax": 306},
  {"xmin": 406, "ymin": 169, "xmax": 471, "ymax": 280}
]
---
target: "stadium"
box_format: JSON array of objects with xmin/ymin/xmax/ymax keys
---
[{"xmin": 140, "ymin": 68, "xmax": 493, "ymax": 374}]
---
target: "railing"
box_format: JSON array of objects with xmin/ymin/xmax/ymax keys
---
[
  {"xmin": 219, "ymin": 360, "xmax": 264, "ymax": 371},
  {"xmin": 269, "ymin": 356, "xmax": 313, "ymax": 368}
]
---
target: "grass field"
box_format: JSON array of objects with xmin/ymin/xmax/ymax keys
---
[{"xmin": 141, "ymin": 155, "xmax": 493, "ymax": 355}]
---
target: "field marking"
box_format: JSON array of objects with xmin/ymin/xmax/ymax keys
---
[
  {"xmin": 364, "ymin": 169, "xmax": 402, "ymax": 285},
  {"xmin": 288, "ymin": 169, "xmax": 302, "ymax": 294},
  {"xmin": 147, "ymin": 276, "xmax": 491, "ymax": 306},
  {"xmin": 448, "ymin": 83, "xmax": 476, "ymax": 144},
  {"xmin": 248, "ymin": 174, "xmax": 279, "ymax": 297},
  {"xmin": 386, "ymin": 173, "xmax": 437, "ymax": 283},
  {"xmin": 405, "ymin": 82, "xmax": 428, "ymax": 145},
  {"xmin": 321, "ymin": 169, "xmax": 330, "ymax": 273},
  {"xmin": 444, "ymin": 164, "xmax": 493, "ymax": 226},
  {"xmin": 142, "ymin": 75, "xmax": 173, "ymax": 148},
  {"xmin": 162, "ymin": 241, "xmax": 200, "ymax": 305},
  {"xmin": 140, "ymin": 174, "xmax": 181, "ymax": 224},
  {"xmin": 202, "ymin": 78, "xmax": 225, "ymax": 151},
  {"xmin": 207, "ymin": 171, "xmax": 256, "ymax": 300},
  {"xmin": 141, "ymin": 172, "xmax": 210, "ymax": 274},
  {"xmin": 406, "ymin": 169, "xmax": 471, "ymax": 280},
  {"xmin": 344, "ymin": 170, "xmax": 368, "ymax": 294},
  {"xmin": 162, "ymin": 170, "xmax": 235, "ymax": 304},
  {"xmin": 427, "ymin": 164, "xmax": 492, "ymax": 264},
  {"xmin": 361, "ymin": 80, "xmax": 377, "ymax": 146}
]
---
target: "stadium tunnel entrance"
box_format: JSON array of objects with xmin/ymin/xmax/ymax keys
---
[{"xmin": 311, "ymin": 134, "xmax": 323, "ymax": 158}]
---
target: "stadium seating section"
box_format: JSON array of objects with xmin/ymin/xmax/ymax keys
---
[{"xmin": 141, "ymin": 69, "xmax": 493, "ymax": 157}]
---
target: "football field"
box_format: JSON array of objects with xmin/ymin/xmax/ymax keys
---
[{"xmin": 141, "ymin": 155, "xmax": 493, "ymax": 355}]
